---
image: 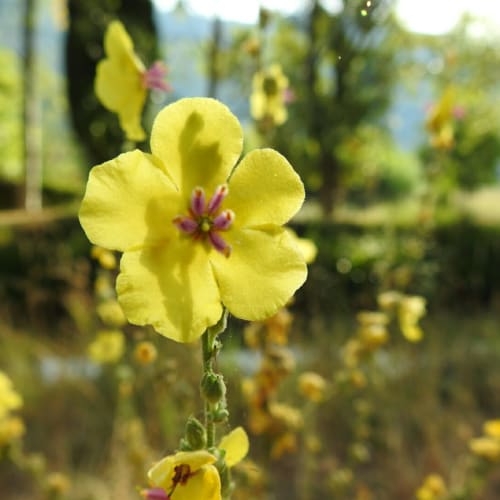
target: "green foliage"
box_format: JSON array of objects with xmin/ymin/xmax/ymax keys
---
[
  {"xmin": 338, "ymin": 125, "xmax": 424, "ymax": 203},
  {"xmin": 0, "ymin": 50, "xmax": 22, "ymax": 183}
]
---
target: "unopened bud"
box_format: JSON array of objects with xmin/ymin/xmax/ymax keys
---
[
  {"xmin": 201, "ymin": 372, "xmax": 226, "ymax": 405},
  {"xmin": 184, "ymin": 416, "xmax": 207, "ymax": 450}
]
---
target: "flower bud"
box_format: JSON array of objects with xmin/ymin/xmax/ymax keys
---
[
  {"xmin": 201, "ymin": 372, "xmax": 226, "ymax": 405},
  {"xmin": 184, "ymin": 416, "xmax": 207, "ymax": 450},
  {"xmin": 212, "ymin": 405, "xmax": 230, "ymax": 423}
]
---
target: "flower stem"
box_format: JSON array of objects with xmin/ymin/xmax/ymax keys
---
[{"xmin": 201, "ymin": 309, "xmax": 228, "ymax": 448}]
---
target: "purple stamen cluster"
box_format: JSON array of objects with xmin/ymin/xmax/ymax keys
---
[
  {"xmin": 143, "ymin": 61, "xmax": 171, "ymax": 92},
  {"xmin": 141, "ymin": 487, "xmax": 170, "ymax": 500},
  {"xmin": 173, "ymin": 185, "xmax": 234, "ymax": 257}
]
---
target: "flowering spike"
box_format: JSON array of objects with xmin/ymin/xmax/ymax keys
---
[
  {"xmin": 143, "ymin": 61, "xmax": 171, "ymax": 92},
  {"xmin": 213, "ymin": 210, "xmax": 234, "ymax": 231},
  {"xmin": 190, "ymin": 187, "xmax": 206, "ymax": 217},
  {"xmin": 207, "ymin": 184, "xmax": 228, "ymax": 214},
  {"xmin": 141, "ymin": 487, "xmax": 170, "ymax": 500},
  {"xmin": 173, "ymin": 215, "xmax": 198, "ymax": 234},
  {"xmin": 209, "ymin": 232, "xmax": 231, "ymax": 257}
]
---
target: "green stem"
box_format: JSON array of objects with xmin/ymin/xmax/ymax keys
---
[
  {"xmin": 202, "ymin": 330, "xmax": 216, "ymax": 447},
  {"xmin": 201, "ymin": 309, "xmax": 229, "ymax": 448}
]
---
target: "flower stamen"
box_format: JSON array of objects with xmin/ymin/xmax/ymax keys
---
[
  {"xmin": 142, "ymin": 61, "xmax": 171, "ymax": 92},
  {"xmin": 174, "ymin": 185, "xmax": 234, "ymax": 257}
]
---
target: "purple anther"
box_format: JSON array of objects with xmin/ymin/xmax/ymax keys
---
[
  {"xmin": 190, "ymin": 187, "xmax": 206, "ymax": 217},
  {"xmin": 141, "ymin": 487, "xmax": 170, "ymax": 500},
  {"xmin": 143, "ymin": 62, "xmax": 172, "ymax": 92},
  {"xmin": 207, "ymin": 184, "xmax": 228, "ymax": 214},
  {"xmin": 212, "ymin": 210, "xmax": 234, "ymax": 231},
  {"xmin": 208, "ymin": 231, "xmax": 231, "ymax": 257},
  {"xmin": 173, "ymin": 215, "xmax": 198, "ymax": 234}
]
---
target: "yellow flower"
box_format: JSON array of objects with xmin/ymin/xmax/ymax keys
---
[
  {"xmin": 270, "ymin": 431, "xmax": 297, "ymax": 459},
  {"xmin": 95, "ymin": 20, "xmax": 171, "ymax": 142},
  {"xmin": 0, "ymin": 372, "xmax": 23, "ymax": 419},
  {"xmin": 96, "ymin": 299, "xmax": 127, "ymax": 327},
  {"xmin": 416, "ymin": 474, "xmax": 447, "ymax": 500},
  {"xmin": 298, "ymin": 372, "xmax": 327, "ymax": 402},
  {"xmin": 144, "ymin": 450, "xmax": 221, "ymax": 500},
  {"xmin": 91, "ymin": 245, "xmax": 117, "ymax": 270},
  {"xmin": 80, "ymin": 98, "xmax": 307, "ymax": 343},
  {"xmin": 134, "ymin": 340, "xmax": 158, "ymax": 365},
  {"xmin": 286, "ymin": 229, "xmax": 318, "ymax": 264},
  {"xmin": 399, "ymin": 295, "xmax": 426, "ymax": 342},
  {"xmin": 377, "ymin": 290, "xmax": 402, "ymax": 311},
  {"xmin": 358, "ymin": 323, "xmax": 389, "ymax": 349},
  {"xmin": 356, "ymin": 311, "xmax": 389, "ymax": 326},
  {"xmin": 143, "ymin": 429, "xmax": 248, "ymax": 500},
  {"xmin": 426, "ymin": 87, "xmax": 456, "ymax": 150},
  {"xmin": 87, "ymin": 330, "xmax": 125, "ymax": 364},
  {"xmin": 0, "ymin": 416, "xmax": 25, "ymax": 446},
  {"xmin": 44, "ymin": 472, "xmax": 71, "ymax": 496},
  {"xmin": 469, "ymin": 436, "xmax": 500, "ymax": 461},
  {"xmin": 250, "ymin": 64, "xmax": 289, "ymax": 126},
  {"xmin": 484, "ymin": 419, "xmax": 500, "ymax": 439}
]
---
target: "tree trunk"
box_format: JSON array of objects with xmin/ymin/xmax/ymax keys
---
[{"xmin": 23, "ymin": 0, "xmax": 43, "ymax": 211}]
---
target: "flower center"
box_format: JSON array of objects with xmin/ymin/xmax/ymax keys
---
[
  {"xmin": 263, "ymin": 76, "xmax": 279, "ymax": 96},
  {"xmin": 173, "ymin": 185, "xmax": 234, "ymax": 257}
]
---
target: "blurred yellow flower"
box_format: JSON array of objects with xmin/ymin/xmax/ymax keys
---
[
  {"xmin": 0, "ymin": 372, "xmax": 23, "ymax": 419},
  {"xmin": 426, "ymin": 86, "xmax": 456, "ymax": 151},
  {"xmin": 134, "ymin": 341, "xmax": 158, "ymax": 365},
  {"xmin": 286, "ymin": 229, "xmax": 318, "ymax": 264},
  {"xmin": 399, "ymin": 295, "xmax": 426, "ymax": 342},
  {"xmin": 264, "ymin": 308, "xmax": 294, "ymax": 345},
  {"xmin": 95, "ymin": 20, "xmax": 171, "ymax": 142},
  {"xmin": 45, "ymin": 472, "xmax": 71, "ymax": 496},
  {"xmin": 0, "ymin": 372, "xmax": 24, "ymax": 447},
  {"xmin": 80, "ymin": 97, "xmax": 307, "ymax": 343},
  {"xmin": 96, "ymin": 299, "xmax": 127, "ymax": 327},
  {"xmin": 298, "ymin": 371, "xmax": 327, "ymax": 402},
  {"xmin": 0, "ymin": 416, "xmax": 25, "ymax": 447},
  {"xmin": 250, "ymin": 64, "xmax": 290, "ymax": 126},
  {"xmin": 88, "ymin": 330, "xmax": 125, "ymax": 364},
  {"xmin": 143, "ymin": 450, "xmax": 221, "ymax": 500},
  {"xmin": 270, "ymin": 431, "xmax": 297, "ymax": 459},
  {"xmin": 91, "ymin": 245, "xmax": 117, "ymax": 270},
  {"xmin": 356, "ymin": 311, "xmax": 389, "ymax": 326},
  {"xmin": 484, "ymin": 419, "xmax": 500, "ymax": 439},
  {"xmin": 416, "ymin": 474, "xmax": 447, "ymax": 500},
  {"xmin": 377, "ymin": 290, "xmax": 402, "ymax": 311},
  {"xmin": 469, "ymin": 436, "xmax": 500, "ymax": 461}
]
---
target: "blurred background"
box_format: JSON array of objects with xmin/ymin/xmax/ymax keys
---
[{"xmin": 1, "ymin": 0, "xmax": 500, "ymax": 499}]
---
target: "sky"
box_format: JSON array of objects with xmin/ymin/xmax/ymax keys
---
[{"xmin": 153, "ymin": 0, "xmax": 500, "ymax": 36}]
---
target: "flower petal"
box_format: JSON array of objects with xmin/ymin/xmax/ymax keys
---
[
  {"xmin": 210, "ymin": 227, "xmax": 307, "ymax": 320},
  {"xmin": 225, "ymin": 149, "xmax": 304, "ymax": 228},
  {"xmin": 219, "ymin": 427, "xmax": 249, "ymax": 468},
  {"xmin": 150, "ymin": 98, "xmax": 243, "ymax": 196},
  {"xmin": 171, "ymin": 465, "xmax": 221, "ymax": 500},
  {"xmin": 117, "ymin": 241, "xmax": 223, "ymax": 343},
  {"xmin": 103, "ymin": 21, "xmax": 141, "ymax": 67},
  {"xmin": 79, "ymin": 150, "xmax": 179, "ymax": 252},
  {"xmin": 95, "ymin": 59, "xmax": 147, "ymax": 142},
  {"xmin": 148, "ymin": 451, "xmax": 217, "ymax": 490}
]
